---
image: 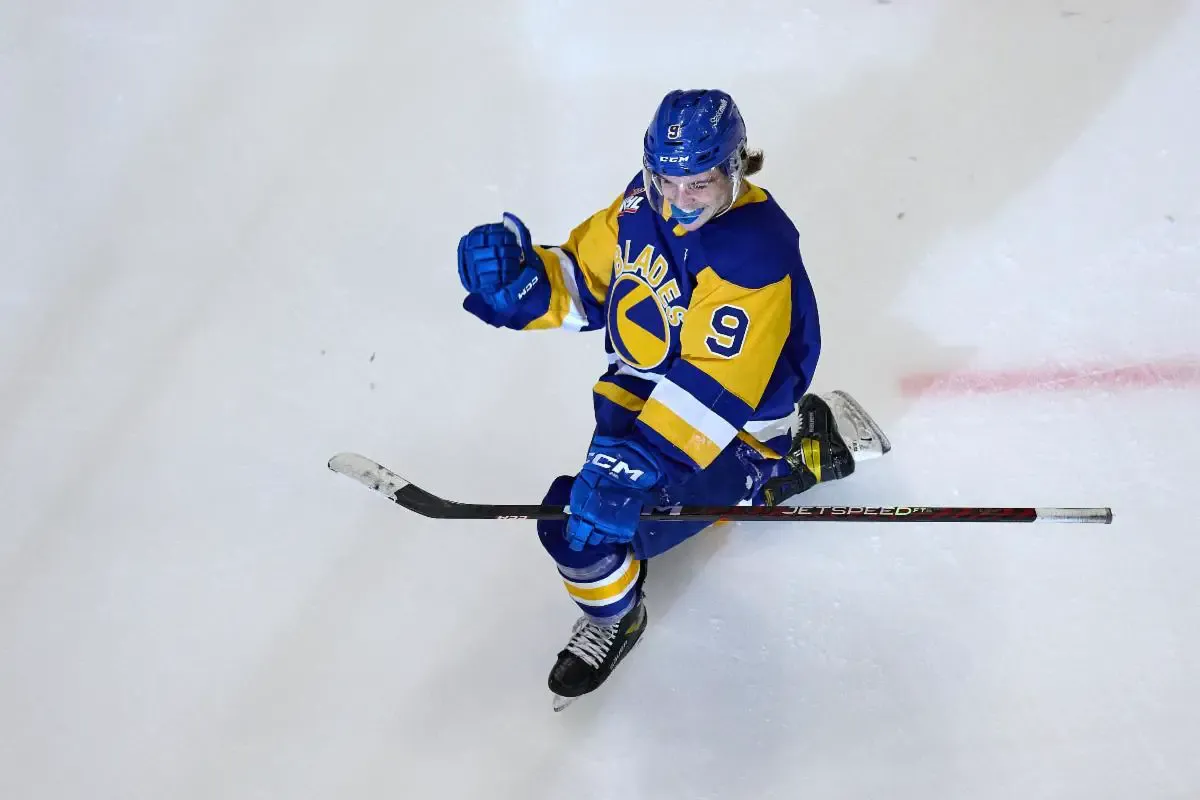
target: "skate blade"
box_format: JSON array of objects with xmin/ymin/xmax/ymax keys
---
[{"xmin": 826, "ymin": 390, "xmax": 892, "ymax": 458}]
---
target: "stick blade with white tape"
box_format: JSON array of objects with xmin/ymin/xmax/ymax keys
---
[{"xmin": 328, "ymin": 452, "xmax": 557, "ymax": 520}]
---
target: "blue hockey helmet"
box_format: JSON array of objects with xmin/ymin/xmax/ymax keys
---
[
  {"xmin": 642, "ymin": 90, "xmax": 749, "ymax": 228},
  {"xmin": 643, "ymin": 89, "xmax": 746, "ymax": 177}
]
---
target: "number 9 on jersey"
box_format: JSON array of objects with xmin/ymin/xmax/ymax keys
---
[{"xmin": 705, "ymin": 305, "xmax": 749, "ymax": 358}]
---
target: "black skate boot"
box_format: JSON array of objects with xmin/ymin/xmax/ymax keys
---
[
  {"xmin": 761, "ymin": 390, "xmax": 891, "ymax": 506},
  {"xmin": 548, "ymin": 564, "xmax": 648, "ymax": 711}
]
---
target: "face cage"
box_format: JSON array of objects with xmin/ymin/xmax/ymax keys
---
[{"xmin": 641, "ymin": 148, "xmax": 747, "ymax": 226}]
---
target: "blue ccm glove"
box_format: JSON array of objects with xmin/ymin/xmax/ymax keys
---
[
  {"xmin": 457, "ymin": 212, "xmax": 545, "ymax": 325},
  {"xmin": 565, "ymin": 436, "xmax": 666, "ymax": 551}
]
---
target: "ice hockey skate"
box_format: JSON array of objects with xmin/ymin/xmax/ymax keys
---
[
  {"xmin": 761, "ymin": 390, "xmax": 891, "ymax": 506},
  {"xmin": 548, "ymin": 570, "xmax": 648, "ymax": 712}
]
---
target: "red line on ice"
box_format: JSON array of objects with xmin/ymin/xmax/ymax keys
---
[{"xmin": 899, "ymin": 358, "xmax": 1200, "ymax": 397}]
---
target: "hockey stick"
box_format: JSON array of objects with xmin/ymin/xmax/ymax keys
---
[{"xmin": 328, "ymin": 452, "xmax": 1113, "ymax": 524}]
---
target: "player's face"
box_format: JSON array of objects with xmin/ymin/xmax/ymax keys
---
[
  {"xmin": 656, "ymin": 169, "xmax": 729, "ymax": 209},
  {"xmin": 655, "ymin": 168, "xmax": 732, "ymax": 230}
]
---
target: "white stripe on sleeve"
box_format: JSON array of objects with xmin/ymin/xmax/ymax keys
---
[{"xmin": 546, "ymin": 247, "xmax": 588, "ymax": 331}]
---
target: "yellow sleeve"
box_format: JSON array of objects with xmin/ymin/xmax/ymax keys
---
[{"xmin": 522, "ymin": 194, "xmax": 623, "ymax": 331}]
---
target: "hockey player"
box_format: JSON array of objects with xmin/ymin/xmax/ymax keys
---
[{"xmin": 456, "ymin": 90, "xmax": 889, "ymax": 709}]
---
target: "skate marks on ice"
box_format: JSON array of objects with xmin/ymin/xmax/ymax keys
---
[{"xmin": 759, "ymin": 1, "xmax": 1188, "ymax": 423}]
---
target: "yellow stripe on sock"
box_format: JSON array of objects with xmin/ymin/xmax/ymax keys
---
[{"xmin": 563, "ymin": 558, "xmax": 641, "ymax": 604}]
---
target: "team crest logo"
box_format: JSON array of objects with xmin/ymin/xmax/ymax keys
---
[
  {"xmin": 607, "ymin": 242, "xmax": 685, "ymax": 371},
  {"xmin": 608, "ymin": 275, "xmax": 670, "ymax": 370}
]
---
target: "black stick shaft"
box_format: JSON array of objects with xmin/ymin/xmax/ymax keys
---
[{"xmin": 328, "ymin": 453, "xmax": 1113, "ymax": 524}]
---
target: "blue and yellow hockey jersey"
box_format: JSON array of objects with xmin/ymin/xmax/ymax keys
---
[{"xmin": 467, "ymin": 174, "xmax": 821, "ymax": 488}]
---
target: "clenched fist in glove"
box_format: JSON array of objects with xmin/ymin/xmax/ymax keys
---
[{"xmin": 457, "ymin": 212, "xmax": 544, "ymax": 325}]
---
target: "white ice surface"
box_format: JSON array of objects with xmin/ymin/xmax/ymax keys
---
[{"xmin": 2, "ymin": 2, "xmax": 1199, "ymax": 798}]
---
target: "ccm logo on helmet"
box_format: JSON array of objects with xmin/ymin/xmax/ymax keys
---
[{"xmin": 658, "ymin": 155, "xmax": 689, "ymax": 163}]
